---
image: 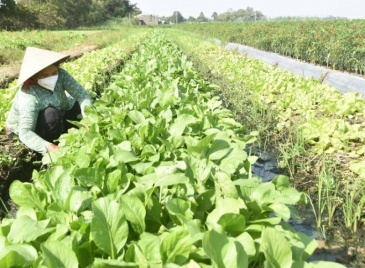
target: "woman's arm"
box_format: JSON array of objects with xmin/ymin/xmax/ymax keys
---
[
  {"xmin": 60, "ymin": 68, "xmax": 92, "ymax": 117},
  {"xmin": 18, "ymin": 90, "xmax": 52, "ymax": 154}
]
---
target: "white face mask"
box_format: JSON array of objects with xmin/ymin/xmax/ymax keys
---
[{"xmin": 37, "ymin": 75, "xmax": 58, "ymax": 92}]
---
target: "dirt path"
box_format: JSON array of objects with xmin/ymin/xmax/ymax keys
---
[{"xmin": 0, "ymin": 45, "xmax": 99, "ymax": 88}]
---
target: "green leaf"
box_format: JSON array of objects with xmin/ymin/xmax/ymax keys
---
[
  {"xmin": 8, "ymin": 216, "xmax": 54, "ymax": 244},
  {"xmin": 214, "ymin": 170, "xmax": 238, "ymax": 199},
  {"xmin": 0, "ymin": 245, "xmax": 38, "ymax": 267},
  {"xmin": 160, "ymin": 227, "xmax": 192, "ymax": 265},
  {"xmin": 43, "ymin": 166, "xmax": 66, "ymax": 190},
  {"xmin": 74, "ymin": 167, "xmax": 103, "ymax": 188},
  {"xmin": 203, "ymin": 229, "xmax": 227, "ymax": 267},
  {"xmin": 47, "ymin": 224, "xmax": 69, "ymax": 241},
  {"xmin": 93, "ymin": 258, "xmax": 139, "ymax": 267},
  {"xmin": 206, "ymin": 198, "xmax": 246, "ymax": 229},
  {"xmin": 185, "ymin": 220, "xmax": 204, "ymax": 243},
  {"xmin": 203, "ymin": 229, "xmax": 248, "ymax": 268},
  {"xmin": 65, "ymin": 186, "xmax": 93, "ymax": 214},
  {"xmin": 222, "ymin": 239, "xmax": 248, "ymax": 268},
  {"xmin": 248, "ymin": 217, "xmax": 282, "ymax": 225},
  {"xmin": 169, "ymin": 114, "xmax": 199, "ymax": 137},
  {"xmin": 349, "ymin": 161, "xmax": 365, "ymax": 178},
  {"xmin": 155, "ymin": 173, "xmax": 189, "ymax": 188},
  {"xmin": 218, "ymin": 213, "xmax": 246, "ymax": 234},
  {"xmin": 271, "ymin": 175, "xmax": 291, "ymax": 190},
  {"xmin": 235, "ymin": 178, "xmax": 261, "ymax": 199},
  {"xmin": 268, "ymin": 203, "xmax": 291, "ymax": 222},
  {"xmin": 220, "ymin": 148, "xmax": 248, "ymax": 174},
  {"xmin": 261, "ymin": 227, "xmax": 292, "ymax": 268},
  {"xmin": 236, "ymin": 232, "xmax": 256, "ymax": 258},
  {"xmin": 128, "ymin": 110, "xmax": 146, "ymax": 124},
  {"xmin": 250, "ymin": 182, "xmax": 276, "ymax": 205},
  {"xmin": 145, "ymin": 195, "xmax": 163, "ymax": 233},
  {"xmin": 0, "ymin": 233, "xmax": 6, "ymax": 249},
  {"xmin": 137, "ymin": 233, "xmax": 161, "ymax": 263},
  {"xmin": 208, "ymin": 139, "xmax": 231, "ymax": 160},
  {"xmin": 107, "ymin": 169, "xmax": 122, "ymax": 193},
  {"xmin": 111, "ymin": 148, "xmax": 138, "ymax": 164},
  {"xmin": 75, "ymin": 151, "xmax": 91, "ymax": 168},
  {"xmin": 120, "ymin": 195, "xmax": 146, "ymax": 234},
  {"xmin": 166, "ymin": 198, "xmax": 194, "ymax": 225},
  {"xmin": 298, "ymin": 232, "xmax": 318, "ymax": 261},
  {"xmin": 53, "ymin": 171, "xmax": 74, "ymax": 204},
  {"xmin": 187, "ymin": 133, "xmax": 216, "ymax": 156},
  {"xmin": 196, "ymin": 189, "xmax": 215, "ymax": 212},
  {"xmin": 91, "ymin": 196, "xmax": 129, "ymax": 258},
  {"xmin": 41, "ymin": 240, "xmax": 78, "ymax": 268},
  {"xmin": 9, "ymin": 181, "xmax": 47, "ymax": 212},
  {"xmin": 16, "ymin": 206, "xmax": 37, "ymax": 220},
  {"xmin": 126, "ymin": 233, "xmax": 162, "ymax": 265},
  {"xmin": 125, "ymin": 244, "xmax": 148, "ymax": 267},
  {"xmin": 185, "ymin": 157, "xmax": 213, "ymax": 185}
]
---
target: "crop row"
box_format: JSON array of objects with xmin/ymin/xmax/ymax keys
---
[
  {"xmin": 166, "ymin": 29, "xmax": 365, "ymax": 232},
  {"xmin": 0, "ymin": 32, "xmax": 343, "ymax": 267},
  {"xmin": 176, "ymin": 20, "xmax": 365, "ymax": 74}
]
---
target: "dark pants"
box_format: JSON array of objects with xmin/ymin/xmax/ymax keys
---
[{"xmin": 35, "ymin": 102, "xmax": 81, "ymax": 144}]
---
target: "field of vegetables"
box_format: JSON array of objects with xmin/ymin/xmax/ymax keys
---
[
  {"xmin": 165, "ymin": 29, "xmax": 365, "ymax": 260},
  {"xmin": 0, "ymin": 30, "xmax": 347, "ymax": 267},
  {"xmin": 176, "ymin": 20, "xmax": 365, "ymax": 75}
]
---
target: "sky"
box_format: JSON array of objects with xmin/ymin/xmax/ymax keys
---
[{"xmin": 131, "ymin": 0, "xmax": 365, "ymax": 19}]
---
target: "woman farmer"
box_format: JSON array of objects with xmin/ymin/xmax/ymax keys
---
[{"xmin": 5, "ymin": 47, "xmax": 92, "ymax": 154}]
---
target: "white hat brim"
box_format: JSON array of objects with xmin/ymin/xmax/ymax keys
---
[{"xmin": 17, "ymin": 47, "xmax": 69, "ymax": 86}]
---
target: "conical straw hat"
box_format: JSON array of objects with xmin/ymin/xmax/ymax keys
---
[{"xmin": 17, "ymin": 47, "xmax": 69, "ymax": 86}]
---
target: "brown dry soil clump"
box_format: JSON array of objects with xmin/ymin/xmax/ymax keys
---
[{"xmin": 0, "ymin": 45, "xmax": 99, "ymax": 88}]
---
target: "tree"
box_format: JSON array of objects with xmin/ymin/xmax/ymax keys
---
[
  {"xmin": 49, "ymin": 0, "xmax": 93, "ymax": 28},
  {"xmin": 169, "ymin": 11, "xmax": 185, "ymax": 24},
  {"xmin": 34, "ymin": 1, "xmax": 67, "ymax": 29},
  {"xmin": 211, "ymin": 12, "xmax": 218, "ymax": 21},
  {"xmin": 217, "ymin": 7, "xmax": 266, "ymax": 22},
  {"xmin": 0, "ymin": 0, "xmax": 17, "ymax": 30},
  {"xmin": 196, "ymin": 12, "xmax": 208, "ymax": 22},
  {"xmin": 104, "ymin": 0, "xmax": 137, "ymax": 18},
  {"xmin": 0, "ymin": 0, "xmax": 16, "ymax": 12},
  {"xmin": 1, "ymin": 0, "xmax": 141, "ymax": 30},
  {"xmin": 187, "ymin": 16, "xmax": 196, "ymax": 22}
]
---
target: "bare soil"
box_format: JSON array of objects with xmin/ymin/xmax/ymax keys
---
[{"xmin": 0, "ymin": 135, "xmax": 42, "ymax": 215}]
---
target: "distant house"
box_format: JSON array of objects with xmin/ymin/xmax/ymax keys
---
[{"xmin": 136, "ymin": 14, "xmax": 159, "ymax": 26}]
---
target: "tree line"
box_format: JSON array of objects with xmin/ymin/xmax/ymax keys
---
[
  {"xmin": 0, "ymin": 0, "xmax": 141, "ymax": 30},
  {"xmin": 161, "ymin": 7, "xmax": 266, "ymax": 24}
]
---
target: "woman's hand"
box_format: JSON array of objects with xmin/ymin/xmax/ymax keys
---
[{"xmin": 47, "ymin": 144, "xmax": 59, "ymax": 152}]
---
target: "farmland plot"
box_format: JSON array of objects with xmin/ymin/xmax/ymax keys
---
[
  {"xmin": 0, "ymin": 32, "xmax": 343, "ymax": 267},
  {"xmin": 165, "ymin": 29, "xmax": 365, "ymax": 260}
]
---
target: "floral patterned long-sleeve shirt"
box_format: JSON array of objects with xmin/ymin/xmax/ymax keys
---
[{"xmin": 5, "ymin": 68, "xmax": 92, "ymax": 154}]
